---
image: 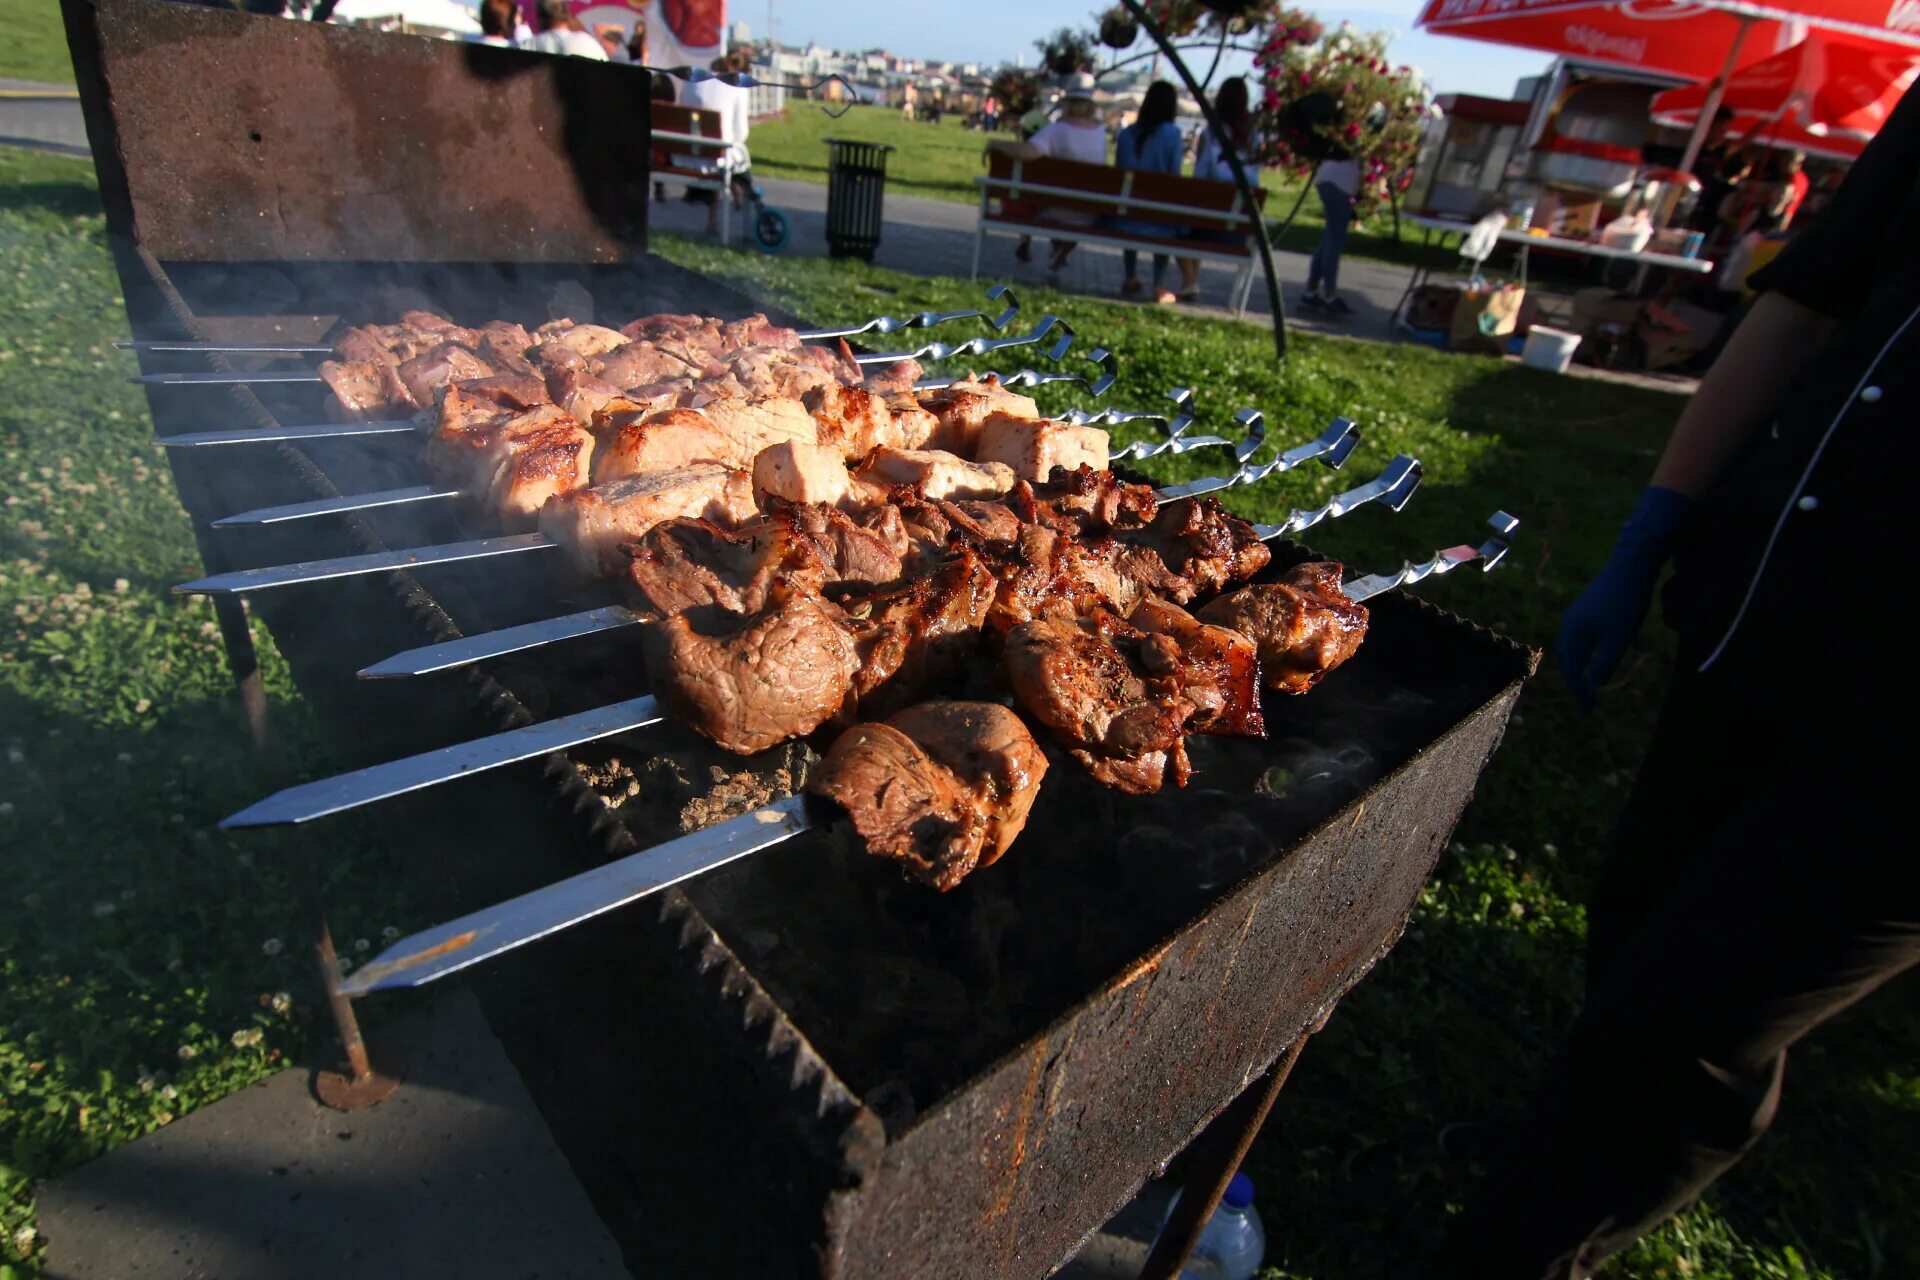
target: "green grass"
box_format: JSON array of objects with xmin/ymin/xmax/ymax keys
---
[
  {"xmin": 749, "ymin": 103, "xmax": 1449, "ymax": 269},
  {"xmin": 0, "ymin": 147, "xmax": 416, "ymax": 1274},
  {"xmin": 0, "ymin": 0, "xmax": 74, "ymax": 86},
  {"xmin": 0, "ymin": 147, "xmax": 1912, "ymax": 1279}
]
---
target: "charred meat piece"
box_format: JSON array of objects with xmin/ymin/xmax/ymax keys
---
[
  {"xmin": 1003, "ymin": 607, "xmax": 1197, "ymax": 794},
  {"xmin": 644, "ymin": 590, "xmax": 860, "ymax": 755},
  {"xmin": 537, "ymin": 466, "xmax": 757, "ymax": 578},
  {"xmin": 808, "ymin": 701, "xmax": 1047, "ymax": 890},
  {"xmin": 1195, "ymin": 561, "xmax": 1369, "ymax": 694},
  {"xmin": 805, "ymin": 383, "xmax": 904, "ymax": 461},
  {"xmin": 1129, "ymin": 596, "xmax": 1265, "ymax": 738},
  {"xmin": 986, "ymin": 524, "xmax": 1185, "ymax": 632},
  {"xmin": 591, "ymin": 341, "xmax": 700, "ymax": 390},
  {"xmin": 865, "ymin": 359, "xmax": 926, "ymax": 395},
  {"xmin": 425, "ymin": 399, "xmax": 593, "ymax": 528},
  {"xmin": 916, "ymin": 378, "xmax": 1040, "ymax": 454},
  {"xmin": 624, "ymin": 505, "xmax": 903, "ymax": 620},
  {"xmin": 1014, "ymin": 466, "xmax": 1160, "ymax": 537},
  {"xmin": 842, "ymin": 550, "xmax": 999, "ymax": 718},
  {"xmin": 1126, "ymin": 497, "xmax": 1273, "ymax": 600}
]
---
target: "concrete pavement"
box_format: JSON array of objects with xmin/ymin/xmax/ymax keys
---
[{"xmin": 0, "ymin": 80, "xmax": 88, "ymax": 159}]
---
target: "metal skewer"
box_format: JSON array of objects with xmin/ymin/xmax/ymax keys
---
[
  {"xmin": 120, "ymin": 286, "xmax": 1021, "ymax": 358},
  {"xmin": 355, "ymin": 453, "xmax": 1415, "ymax": 681},
  {"xmin": 334, "ymin": 510, "xmax": 1519, "ymax": 997},
  {"xmin": 177, "ymin": 413, "xmax": 1353, "ymax": 596},
  {"xmin": 1083, "ymin": 389, "xmax": 1231, "ymax": 462}
]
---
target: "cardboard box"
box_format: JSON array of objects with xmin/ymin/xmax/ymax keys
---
[
  {"xmin": 1406, "ymin": 283, "xmax": 1462, "ymax": 331},
  {"xmin": 1573, "ymin": 287, "xmax": 1643, "ymax": 336},
  {"xmin": 1547, "ymin": 193, "xmax": 1603, "ymax": 239}
]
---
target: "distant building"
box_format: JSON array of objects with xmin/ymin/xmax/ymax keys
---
[{"xmin": 729, "ymin": 20, "xmax": 751, "ymax": 49}]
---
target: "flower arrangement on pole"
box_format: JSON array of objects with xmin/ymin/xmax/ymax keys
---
[{"xmin": 1253, "ymin": 19, "xmax": 1435, "ymax": 218}]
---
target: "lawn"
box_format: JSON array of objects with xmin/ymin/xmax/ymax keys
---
[
  {"xmin": 0, "ymin": 0, "xmax": 73, "ymax": 86},
  {"xmin": 1, "ymin": 144, "xmax": 1914, "ymax": 1279},
  {"xmin": 750, "ymin": 103, "xmax": 1447, "ymax": 268}
]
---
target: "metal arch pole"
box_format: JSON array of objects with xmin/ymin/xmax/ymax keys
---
[
  {"xmin": 1120, "ymin": 0, "xmax": 1287, "ymax": 362},
  {"xmin": 1678, "ymin": 17, "xmax": 1753, "ymax": 176}
]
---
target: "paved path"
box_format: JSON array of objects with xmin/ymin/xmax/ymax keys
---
[{"xmin": 0, "ymin": 80, "xmax": 88, "ymax": 159}]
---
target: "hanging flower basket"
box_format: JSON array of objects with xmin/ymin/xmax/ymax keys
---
[
  {"xmin": 1098, "ymin": 8, "xmax": 1139, "ymax": 49},
  {"xmin": 1038, "ymin": 27, "xmax": 1095, "ymax": 75}
]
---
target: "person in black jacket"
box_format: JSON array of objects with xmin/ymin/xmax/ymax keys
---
[{"xmin": 1439, "ymin": 84, "xmax": 1920, "ymax": 1280}]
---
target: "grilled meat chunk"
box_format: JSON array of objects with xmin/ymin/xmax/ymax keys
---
[
  {"xmin": 1129, "ymin": 596, "xmax": 1265, "ymax": 738},
  {"xmin": 319, "ymin": 356, "xmax": 413, "ymax": 420},
  {"xmin": 1195, "ymin": 561, "xmax": 1369, "ymax": 694},
  {"xmin": 842, "ymin": 550, "xmax": 999, "ymax": 718},
  {"xmin": 858, "ymin": 448, "xmax": 1016, "ymax": 501},
  {"xmin": 624, "ymin": 505, "xmax": 903, "ymax": 620},
  {"xmin": 532, "ymin": 321, "xmax": 631, "ymax": 358},
  {"xmin": 754, "ymin": 439, "xmax": 856, "ymax": 508},
  {"xmin": 592, "ymin": 408, "xmax": 740, "ymax": 483},
  {"xmin": 917, "ymin": 378, "xmax": 1040, "ymax": 454},
  {"xmin": 805, "ymin": 383, "xmax": 903, "ymax": 461},
  {"xmin": 1127, "ymin": 497, "xmax": 1273, "ymax": 600},
  {"xmin": 397, "ymin": 343, "xmax": 495, "ymax": 410},
  {"xmin": 976, "ymin": 413, "xmax": 1109, "ymax": 484},
  {"xmin": 537, "ymin": 466, "xmax": 757, "ymax": 578},
  {"xmin": 1003, "ymin": 608, "xmax": 1196, "ymax": 794},
  {"xmin": 425, "ymin": 399, "xmax": 593, "ymax": 529},
  {"xmin": 644, "ymin": 590, "xmax": 860, "ymax": 755},
  {"xmin": 809, "ymin": 701, "xmax": 1047, "ymax": 890}
]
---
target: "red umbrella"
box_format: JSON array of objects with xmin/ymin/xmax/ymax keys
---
[
  {"xmin": 1416, "ymin": 0, "xmax": 1920, "ymax": 166},
  {"xmin": 1650, "ymin": 32, "xmax": 1918, "ymax": 143}
]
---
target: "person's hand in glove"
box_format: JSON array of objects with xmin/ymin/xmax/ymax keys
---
[{"xmin": 1557, "ymin": 486, "xmax": 1691, "ymax": 712}]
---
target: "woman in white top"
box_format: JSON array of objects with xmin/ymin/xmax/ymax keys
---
[
  {"xmin": 1304, "ymin": 153, "xmax": 1360, "ymax": 316},
  {"xmin": 681, "ymin": 51, "xmax": 755, "ymax": 238},
  {"xmin": 985, "ymin": 73, "xmax": 1108, "ymax": 282},
  {"xmin": 523, "ymin": 0, "xmax": 607, "ymax": 58}
]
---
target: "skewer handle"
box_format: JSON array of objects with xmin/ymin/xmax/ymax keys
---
[
  {"xmin": 1155, "ymin": 418, "xmax": 1359, "ymax": 502},
  {"xmin": 1098, "ymin": 389, "xmax": 1229, "ymax": 462},
  {"xmin": 132, "ymin": 368, "xmax": 323, "ymax": 386},
  {"xmin": 1252, "ymin": 454, "xmax": 1423, "ymax": 541},
  {"xmin": 221, "ymin": 695, "xmax": 668, "ymax": 830},
  {"xmin": 175, "ymin": 532, "xmax": 554, "ymax": 596},
  {"xmin": 211, "ymin": 485, "xmax": 462, "ymax": 527},
  {"xmin": 918, "ymin": 346, "xmax": 1119, "ymax": 398},
  {"xmin": 339, "ymin": 793, "xmax": 818, "ymax": 995},
  {"xmin": 1341, "ymin": 512, "xmax": 1519, "ymax": 603}
]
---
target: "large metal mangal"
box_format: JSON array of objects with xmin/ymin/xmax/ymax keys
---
[{"xmin": 62, "ymin": 1, "xmax": 1537, "ymax": 1273}]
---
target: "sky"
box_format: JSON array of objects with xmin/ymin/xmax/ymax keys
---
[{"xmin": 748, "ymin": 0, "xmax": 1555, "ymax": 99}]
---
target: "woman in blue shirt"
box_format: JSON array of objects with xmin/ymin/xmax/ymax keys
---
[{"xmin": 1109, "ymin": 80, "xmax": 1185, "ymax": 304}]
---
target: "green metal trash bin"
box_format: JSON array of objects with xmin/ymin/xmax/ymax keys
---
[{"xmin": 823, "ymin": 138, "xmax": 894, "ymax": 262}]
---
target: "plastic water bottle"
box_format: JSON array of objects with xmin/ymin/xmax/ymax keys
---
[{"xmin": 1155, "ymin": 1172, "xmax": 1266, "ymax": 1279}]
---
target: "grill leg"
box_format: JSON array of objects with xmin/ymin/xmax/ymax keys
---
[
  {"xmin": 212, "ymin": 597, "xmax": 401, "ymax": 1110},
  {"xmin": 1135, "ymin": 1030, "xmax": 1314, "ymax": 1280}
]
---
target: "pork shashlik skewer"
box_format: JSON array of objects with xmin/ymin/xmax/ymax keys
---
[
  {"xmin": 205, "ymin": 378, "xmax": 1218, "ymax": 530},
  {"xmin": 217, "ymin": 457, "xmax": 1425, "ymax": 828},
  {"xmin": 336, "ymin": 514, "xmax": 1516, "ymax": 997},
  {"xmin": 175, "ymin": 408, "xmax": 1362, "ymax": 596},
  {"xmin": 357, "ymin": 451, "xmax": 1416, "ymax": 680},
  {"xmin": 116, "ymin": 290, "xmax": 1025, "ymax": 356},
  {"xmin": 130, "ymin": 308, "xmax": 1069, "ymax": 388}
]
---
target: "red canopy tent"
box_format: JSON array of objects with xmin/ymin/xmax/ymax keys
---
[
  {"xmin": 1416, "ymin": 0, "xmax": 1920, "ymax": 167},
  {"xmin": 1649, "ymin": 32, "xmax": 1917, "ymax": 155}
]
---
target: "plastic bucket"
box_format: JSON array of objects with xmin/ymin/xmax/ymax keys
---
[{"xmin": 1521, "ymin": 325, "xmax": 1581, "ymax": 374}]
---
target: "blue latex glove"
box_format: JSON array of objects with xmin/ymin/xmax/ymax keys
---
[{"xmin": 1557, "ymin": 486, "xmax": 1692, "ymax": 712}]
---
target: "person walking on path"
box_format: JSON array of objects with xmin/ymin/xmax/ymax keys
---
[
  {"xmin": 1438, "ymin": 80, "xmax": 1920, "ymax": 1280},
  {"xmin": 523, "ymin": 0, "xmax": 607, "ymax": 59},
  {"xmin": 1179, "ymin": 76, "xmax": 1258, "ymax": 304},
  {"xmin": 1302, "ymin": 150, "xmax": 1359, "ymax": 315},
  {"xmin": 986, "ymin": 73, "xmax": 1108, "ymax": 284},
  {"xmin": 1110, "ymin": 80, "xmax": 1185, "ymax": 303}
]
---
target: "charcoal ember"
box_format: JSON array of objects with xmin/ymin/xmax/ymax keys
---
[{"xmin": 1188, "ymin": 805, "xmax": 1275, "ymax": 893}]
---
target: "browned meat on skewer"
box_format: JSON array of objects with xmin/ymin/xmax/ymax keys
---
[
  {"xmin": 856, "ymin": 448, "xmax": 1016, "ymax": 502},
  {"xmin": 593, "ymin": 400, "xmax": 815, "ymax": 483},
  {"xmin": 643, "ymin": 589, "xmax": 862, "ymax": 756},
  {"xmin": 319, "ymin": 356, "xmax": 415, "ymax": 421},
  {"xmin": 808, "ymin": 701, "xmax": 1048, "ymax": 891},
  {"xmin": 423, "ymin": 401, "xmax": 594, "ymax": 531},
  {"xmin": 805, "ymin": 382, "xmax": 918, "ymax": 459},
  {"xmin": 841, "ymin": 549, "xmax": 1000, "ymax": 719},
  {"xmin": 623, "ymin": 505, "xmax": 904, "ymax": 620},
  {"xmin": 460, "ymin": 373, "xmax": 550, "ymax": 411},
  {"xmin": 590, "ymin": 341, "xmax": 703, "ymax": 391},
  {"xmin": 1195, "ymin": 561, "xmax": 1370, "ymax": 694},
  {"xmin": 916, "ymin": 377, "xmax": 1040, "ymax": 454},
  {"xmin": 397, "ymin": 343, "xmax": 496, "ymax": 411},
  {"xmin": 1011, "ymin": 464, "xmax": 1161, "ymax": 536},
  {"xmin": 1129, "ymin": 596, "xmax": 1265, "ymax": 739},
  {"xmin": 1127, "ymin": 495, "xmax": 1274, "ymax": 600},
  {"xmin": 865, "ymin": 359, "xmax": 926, "ymax": 395},
  {"xmin": 537, "ymin": 466, "xmax": 758, "ymax": 578},
  {"xmin": 722, "ymin": 314, "xmax": 802, "ymax": 351},
  {"xmin": 476, "ymin": 321, "xmax": 537, "ymax": 375},
  {"xmin": 975, "ymin": 413, "xmax": 1110, "ymax": 484},
  {"xmin": 620, "ymin": 313, "xmax": 717, "ymax": 344},
  {"xmin": 752, "ymin": 439, "xmax": 874, "ymax": 509},
  {"xmin": 1002, "ymin": 607, "xmax": 1198, "ymax": 795},
  {"xmin": 532, "ymin": 320, "xmax": 631, "ymax": 358}
]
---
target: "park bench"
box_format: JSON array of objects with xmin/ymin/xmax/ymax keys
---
[
  {"xmin": 651, "ymin": 103, "xmax": 744, "ymax": 245},
  {"xmin": 973, "ymin": 151, "xmax": 1270, "ymax": 316}
]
